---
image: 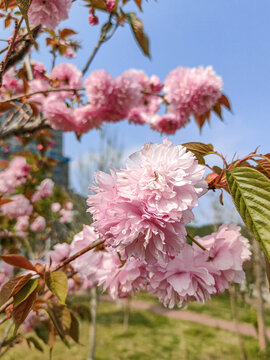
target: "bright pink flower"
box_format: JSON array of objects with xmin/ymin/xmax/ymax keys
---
[
  {"xmin": 32, "ymin": 61, "xmax": 46, "ymax": 80},
  {"xmin": 89, "ymin": 15, "xmax": 99, "ymax": 25},
  {"xmin": 150, "ymin": 113, "xmax": 187, "ymax": 134},
  {"xmin": 106, "ymin": 0, "xmax": 115, "ymax": 12},
  {"xmin": 28, "ymin": 0, "xmax": 73, "ymax": 29},
  {"xmin": 197, "ymin": 224, "xmax": 251, "ymax": 293},
  {"xmin": 88, "ymin": 139, "xmax": 207, "ymax": 263},
  {"xmin": 50, "ymin": 63, "xmax": 82, "ymax": 99},
  {"xmin": 148, "ymin": 243, "xmax": 216, "ymax": 308},
  {"xmin": 98, "ymin": 256, "xmax": 147, "ymax": 300},
  {"xmin": 1, "ymin": 194, "xmax": 33, "ymax": 218},
  {"xmin": 43, "ymin": 99, "xmax": 75, "ymax": 131},
  {"xmin": 30, "ymin": 216, "xmax": 46, "ymax": 232},
  {"xmin": 164, "ymin": 66, "xmax": 223, "ymax": 118},
  {"xmin": 73, "ymin": 105, "xmax": 103, "ymax": 134},
  {"xmin": 32, "ymin": 178, "xmax": 54, "ymax": 202}
]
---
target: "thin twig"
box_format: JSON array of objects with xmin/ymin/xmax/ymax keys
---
[
  {"xmin": 187, "ymin": 233, "xmax": 207, "ymax": 251},
  {"xmin": 0, "ymin": 87, "xmax": 84, "ymax": 104},
  {"xmin": 82, "ymin": 14, "xmax": 117, "ymax": 75},
  {"xmin": 53, "ymin": 238, "xmax": 105, "ymax": 271},
  {"xmin": 0, "ymin": 320, "xmax": 12, "ymax": 352}
]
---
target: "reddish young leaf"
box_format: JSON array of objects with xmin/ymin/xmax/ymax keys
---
[
  {"xmin": 134, "ymin": 0, "xmax": 142, "ymax": 11},
  {"xmin": 219, "ymin": 93, "xmax": 231, "ymax": 111},
  {"xmin": 0, "ymin": 102, "xmax": 15, "ymax": 114},
  {"xmin": 10, "ymin": 273, "xmax": 33, "ymax": 297},
  {"xmin": 1, "ymin": 255, "xmax": 36, "ymax": 272},
  {"xmin": 59, "ymin": 28, "xmax": 77, "ymax": 39},
  {"xmin": 13, "ymin": 289, "xmax": 37, "ymax": 333},
  {"xmin": 0, "ymin": 198, "xmax": 13, "ymax": 206},
  {"xmin": 126, "ymin": 13, "xmax": 150, "ymax": 58}
]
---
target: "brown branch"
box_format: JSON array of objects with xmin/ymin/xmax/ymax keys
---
[
  {"xmin": 1, "ymin": 87, "xmax": 84, "ymax": 104},
  {"xmin": 0, "ymin": 16, "xmax": 23, "ymax": 88},
  {"xmin": 0, "ymin": 298, "xmax": 13, "ymax": 314},
  {"xmin": 53, "ymin": 238, "xmax": 105, "ymax": 272}
]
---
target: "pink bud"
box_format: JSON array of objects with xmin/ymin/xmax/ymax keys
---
[
  {"xmin": 88, "ymin": 15, "xmax": 99, "ymax": 26},
  {"xmin": 37, "ymin": 144, "xmax": 44, "ymax": 151},
  {"xmin": 106, "ymin": 0, "xmax": 115, "ymax": 12}
]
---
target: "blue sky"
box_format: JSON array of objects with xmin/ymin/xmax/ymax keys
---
[{"xmin": 28, "ymin": 0, "xmax": 270, "ymax": 223}]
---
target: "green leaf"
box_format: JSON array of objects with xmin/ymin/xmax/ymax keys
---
[
  {"xmin": 34, "ymin": 322, "xmax": 50, "ymax": 345},
  {"xmin": 47, "ymin": 303, "xmax": 71, "ymax": 347},
  {"xmin": 45, "ymin": 271, "xmax": 68, "ymax": 305},
  {"xmin": 69, "ymin": 313, "xmax": 80, "ymax": 343},
  {"xmin": 126, "ymin": 12, "xmax": 150, "ymax": 58},
  {"xmin": 13, "ymin": 278, "xmax": 39, "ymax": 308},
  {"xmin": 26, "ymin": 336, "xmax": 44, "ymax": 352},
  {"xmin": 226, "ymin": 167, "xmax": 270, "ymax": 259}
]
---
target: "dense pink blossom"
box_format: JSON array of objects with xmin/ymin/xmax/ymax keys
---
[
  {"xmin": 50, "ymin": 63, "xmax": 82, "ymax": 100},
  {"xmin": 32, "ymin": 61, "xmax": 46, "ymax": 80},
  {"xmin": 98, "ymin": 256, "xmax": 147, "ymax": 299},
  {"xmin": 0, "ymin": 156, "xmax": 30, "ymax": 194},
  {"xmin": 88, "ymin": 139, "xmax": 207, "ymax": 263},
  {"xmin": 0, "ymin": 67, "xmax": 23, "ymax": 98},
  {"xmin": 164, "ymin": 66, "xmax": 223, "ymax": 119},
  {"xmin": 150, "ymin": 113, "xmax": 187, "ymax": 134},
  {"xmin": 30, "ymin": 216, "xmax": 46, "ymax": 232},
  {"xmin": 1, "ymin": 194, "xmax": 33, "ymax": 218},
  {"xmin": 28, "ymin": 0, "xmax": 73, "ymax": 29},
  {"xmin": 15, "ymin": 215, "xmax": 29, "ymax": 237},
  {"xmin": 32, "ymin": 178, "xmax": 54, "ymax": 202},
  {"xmin": 148, "ymin": 243, "xmax": 216, "ymax": 308},
  {"xmin": 43, "ymin": 99, "xmax": 75, "ymax": 131},
  {"xmin": 28, "ymin": 79, "xmax": 50, "ymax": 109},
  {"xmin": 197, "ymin": 224, "xmax": 251, "ymax": 293},
  {"xmin": 73, "ymin": 105, "xmax": 103, "ymax": 134}
]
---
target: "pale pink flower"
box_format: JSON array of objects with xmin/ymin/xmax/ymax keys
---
[
  {"xmin": 1, "ymin": 195, "xmax": 33, "ymax": 218},
  {"xmin": 65, "ymin": 202, "xmax": 73, "ymax": 210},
  {"xmin": 48, "ymin": 243, "xmax": 71, "ymax": 267},
  {"xmin": 1, "ymin": 67, "xmax": 23, "ymax": 97},
  {"xmin": 0, "ymin": 261, "xmax": 13, "ymax": 287},
  {"xmin": 148, "ymin": 243, "xmax": 216, "ymax": 308},
  {"xmin": 59, "ymin": 208, "xmax": 73, "ymax": 223},
  {"xmin": 197, "ymin": 224, "xmax": 251, "ymax": 293},
  {"xmin": 28, "ymin": 0, "xmax": 73, "ymax": 29},
  {"xmin": 30, "ymin": 216, "xmax": 46, "ymax": 232},
  {"xmin": 98, "ymin": 256, "xmax": 147, "ymax": 300},
  {"xmin": 15, "ymin": 215, "xmax": 29, "ymax": 232},
  {"xmin": 63, "ymin": 47, "xmax": 76, "ymax": 59},
  {"xmin": 32, "ymin": 178, "xmax": 54, "ymax": 202},
  {"xmin": 164, "ymin": 66, "xmax": 223, "ymax": 118},
  {"xmin": 88, "ymin": 139, "xmax": 207, "ymax": 263},
  {"xmin": 51, "ymin": 202, "xmax": 61, "ymax": 212},
  {"xmin": 50, "ymin": 63, "xmax": 82, "ymax": 99},
  {"xmin": 43, "ymin": 99, "xmax": 75, "ymax": 131}
]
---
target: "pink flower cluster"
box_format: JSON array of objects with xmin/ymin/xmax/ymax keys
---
[
  {"xmin": 88, "ymin": 139, "xmax": 207, "ymax": 264},
  {"xmin": 148, "ymin": 225, "xmax": 251, "ymax": 308},
  {"xmin": 86, "ymin": 141, "xmax": 250, "ymax": 307},
  {"xmin": 0, "ymin": 157, "xmax": 30, "ymax": 194},
  {"xmin": 164, "ymin": 66, "xmax": 223, "ymax": 122},
  {"xmin": 3, "ymin": 63, "xmax": 223, "ymax": 136},
  {"xmin": 1, "ymin": 194, "xmax": 33, "ymax": 218},
  {"xmin": 28, "ymin": 0, "xmax": 73, "ymax": 29}
]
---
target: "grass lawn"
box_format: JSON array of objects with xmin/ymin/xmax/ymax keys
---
[{"xmin": 3, "ymin": 300, "xmax": 269, "ymax": 360}]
